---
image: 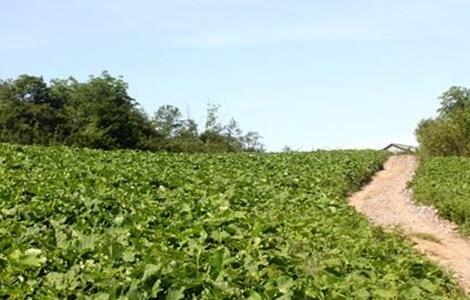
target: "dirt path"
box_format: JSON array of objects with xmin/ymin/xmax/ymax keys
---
[{"xmin": 349, "ymin": 154, "xmax": 470, "ymax": 293}]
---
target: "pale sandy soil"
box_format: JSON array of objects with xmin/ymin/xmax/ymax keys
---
[{"xmin": 349, "ymin": 155, "xmax": 470, "ymax": 293}]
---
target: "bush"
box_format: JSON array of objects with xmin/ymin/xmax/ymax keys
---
[{"xmin": 416, "ymin": 86, "xmax": 470, "ymax": 157}]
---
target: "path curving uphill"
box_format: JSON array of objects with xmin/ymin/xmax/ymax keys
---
[{"xmin": 349, "ymin": 154, "xmax": 470, "ymax": 293}]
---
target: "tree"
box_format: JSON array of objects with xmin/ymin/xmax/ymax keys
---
[
  {"xmin": 10, "ymin": 75, "xmax": 52, "ymax": 105},
  {"xmin": 416, "ymin": 86, "xmax": 470, "ymax": 156},
  {"xmin": 62, "ymin": 72, "xmax": 155, "ymax": 150},
  {"xmin": 241, "ymin": 131, "xmax": 264, "ymax": 152},
  {"xmin": 204, "ymin": 103, "xmax": 222, "ymax": 133},
  {"xmin": 152, "ymin": 105, "xmax": 203, "ymax": 152},
  {"xmin": 153, "ymin": 105, "xmax": 184, "ymax": 138},
  {"xmin": 0, "ymin": 73, "xmax": 264, "ymax": 153},
  {"xmin": 225, "ymin": 118, "xmax": 243, "ymax": 139},
  {"xmin": 170, "ymin": 118, "xmax": 204, "ymax": 152},
  {"xmin": 0, "ymin": 75, "xmax": 66, "ymax": 145},
  {"xmin": 200, "ymin": 103, "xmax": 265, "ymax": 152},
  {"xmin": 282, "ymin": 145, "xmax": 294, "ymax": 153},
  {"xmin": 438, "ymin": 86, "xmax": 470, "ymax": 118},
  {"xmin": 200, "ymin": 103, "xmax": 229, "ymax": 152}
]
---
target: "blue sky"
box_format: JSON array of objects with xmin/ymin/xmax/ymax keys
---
[{"xmin": 2, "ymin": 0, "xmax": 470, "ymax": 151}]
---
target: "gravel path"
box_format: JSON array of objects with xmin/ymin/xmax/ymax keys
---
[{"xmin": 349, "ymin": 155, "xmax": 470, "ymax": 293}]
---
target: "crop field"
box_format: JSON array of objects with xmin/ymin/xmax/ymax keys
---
[
  {"xmin": 0, "ymin": 145, "xmax": 464, "ymax": 299},
  {"xmin": 413, "ymin": 157, "xmax": 470, "ymax": 236}
]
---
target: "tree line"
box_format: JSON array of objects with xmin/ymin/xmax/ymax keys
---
[
  {"xmin": 0, "ymin": 72, "xmax": 264, "ymax": 153},
  {"xmin": 416, "ymin": 86, "xmax": 470, "ymax": 156}
]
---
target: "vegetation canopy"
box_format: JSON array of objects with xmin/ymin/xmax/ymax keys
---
[
  {"xmin": 0, "ymin": 73, "xmax": 263, "ymax": 153},
  {"xmin": 416, "ymin": 86, "xmax": 470, "ymax": 157}
]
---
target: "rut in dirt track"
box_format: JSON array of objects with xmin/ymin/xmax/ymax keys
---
[{"xmin": 349, "ymin": 155, "xmax": 470, "ymax": 294}]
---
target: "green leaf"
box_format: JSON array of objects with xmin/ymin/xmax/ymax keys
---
[
  {"xmin": 45, "ymin": 272, "xmax": 65, "ymax": 290},
  {"xmin": 21, "ymin": 248, "xmax": 46, "ymax": 267},
  {"xmin": 276, "ymin": 276, "xmax": 294, "ymax": 294},
  {"xmin": 93, "ymin": 293, "xmax": 110, "ymax": 300},
  {"xmin": 142, "ymin": 264, "xmax": 161, "ymax": 281},
  {"xmin": 247, "ymin": 291, "xmax": 263, "ymax": 300},
  {"xmin": 419, "ymin": 279, "xmax": 437, "ymax": 293},
  {"xmin": 211, "ymin": 247, "xmax": 228, "ymax": 275},
  {"xmin": 166, "ymin": 287, "xmax": 185, "ymax": 300}
]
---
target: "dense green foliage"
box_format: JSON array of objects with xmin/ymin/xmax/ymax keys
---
[
  {"xmin": 414, "ymin": 85, "xmax": 470, "ymax": 236},
  {"xmin": 0, "ymin": 145, "xmax": 464, "ymax": 299},
  {"xmin": 416, "ymin": 86, "xmax": 470, "ymax": 156},
  {"xmin": 0, "ymin": 73, "xmax": 263, "ymax": 153},
  {"xmin": 412, "ymin": 157, "xmax": 470, "ymax": 235}
]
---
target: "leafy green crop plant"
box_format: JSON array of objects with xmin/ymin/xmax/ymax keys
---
[
  {"xmin": 0, "ymin": 145, "xmax": 465, "ymax": 299},
  {"xmin": 412, "ymin": 157, "xmax": 470, "ymax": 236}
]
